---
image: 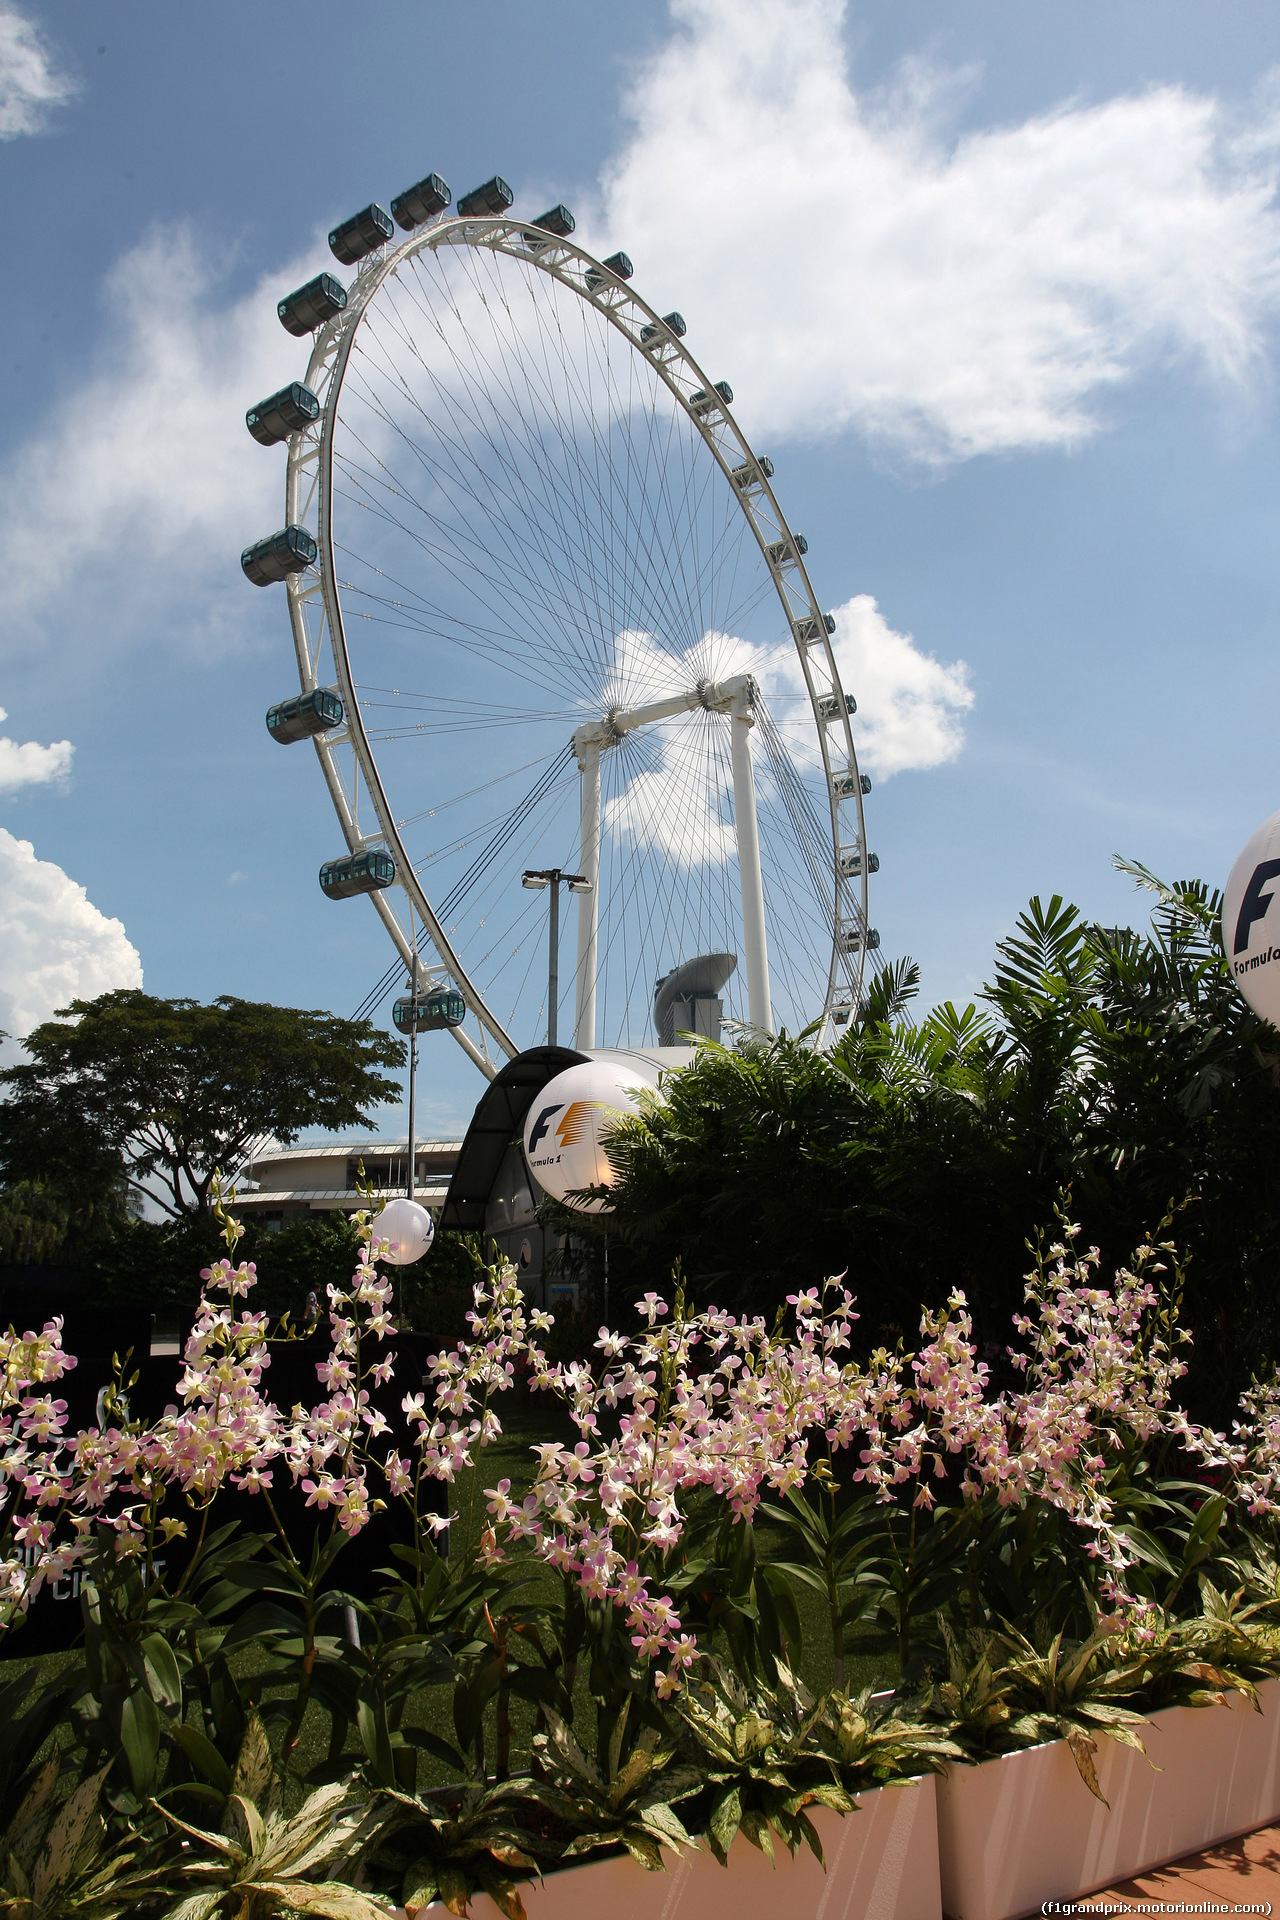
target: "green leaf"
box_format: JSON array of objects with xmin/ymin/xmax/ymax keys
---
[
  {"xmin": 120, "ymin": 1690, "xmax": 162, "ymax": 1799},
  {"xmin": 358, "ymin": 1700, "xmax": 396, "ymax": 1788},
  {"xmin": 641, "ymin": 1801, "xmax": 691, "ymax": 1849},
  {"xmin": 709, "ymin": 1785, "xmax": 743, "ymax": 1858},
  {"xmin": 621, "ymin": 1828, "xmax": 665, "ymax": 1871},
  {"xmin": 164, "ymin": 1894, "xmax": 225, "ymax": 1920},
  {"xmin": 739, "ymin": 1807, "xmax": 774, "ymax": 1862},
  {"xmin": 438, "ymin": 1864, "xmax": 471, "ymax": 1914},
  {"xmin": 140, "ymin": 1631, "xmax": 184, "ymax": 1713},
  {"xmin": 230, "ymin": 1708, "xmax": 274, "ymax": 1811},
  {"xmin": 401, "ymin": 1727, "xmax": 468, "ymax": 1772},
  {"xmin": 171, "ymin": 1724, "xmax": 233, "ymax": 1795},
  {"xmin": 403, "ymin": 1855, "xmax": 440, "ymax": 1917},
  {"xmin": 31, "ymin": 1766, "xmax": 109, "ymax": 1906},
  {"xmin": 6, "ymin": 1752, "xmax": 60, "ymax": 1871},
  {"xmin": 254, "ymin": 1878, "xmax": 396, "ymax": 1919},
  {"xmin": 227, "ymin": 1791, "xmax": 265, "ymax": 1860}
]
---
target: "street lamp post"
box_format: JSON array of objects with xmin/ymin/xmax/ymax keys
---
[
  {"xmin": 522, "ymin": 868, "xmax": 591, "ymax": 1047},
  {"xmin": 405, "ymin": 947, "xmax": 418, "ymax": 1202}
]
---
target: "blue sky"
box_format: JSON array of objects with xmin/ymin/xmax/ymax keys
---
[{"xmin": 2, "ymin": 0, "xmax": 1279, "ymax": 1140}]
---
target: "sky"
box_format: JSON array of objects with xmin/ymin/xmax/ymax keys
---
[{"xmin": 2, "ymin": 0, "xmax": 1280, "ymax": 1141}]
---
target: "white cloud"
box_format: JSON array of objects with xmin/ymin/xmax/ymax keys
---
[
  {"xmin": 0, "ymin": 828, "xmax": 142, "ymax": 1057},
  {"xmin": 0, "ymin": 5, "xmax": 76, "ymax": 139},
  {"xmin": 0, "ymin": 707, "xmax": 72, "ymax": 794},
  {"xmin": 0, "ymin": 226, "xmax": 322, "ymax": 663},
  {"xmin": 593, "ymin": 0, "xmax": 1280, "ymax": 460},
  {"xmin": 827, "ymin": 594, "xmax": 973, "ymax": 776},
  {"xmin": 600, "ymin": 598, "xmax": 966, "ymax": 866}
]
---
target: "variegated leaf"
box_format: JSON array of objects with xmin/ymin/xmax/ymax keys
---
[
  {"xmin": 31, "ymin": 1765, "xmax": 109, "ymax": 1906},
  {"xmin": 253, "ymin": 1876, "xmax": 397, "ymax": 1919}
]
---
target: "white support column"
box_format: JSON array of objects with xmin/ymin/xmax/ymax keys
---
[
  {"xmin": 730, "ymin": 681, "xmax": 772, "ymax": 1032},
  {"xmin": 574, "ymin": 726, "xmax": 602, "ymax": 1049}
]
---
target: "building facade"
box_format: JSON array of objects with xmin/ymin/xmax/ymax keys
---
[{"xmin": 234, "ymin": 1139, "xmax": 462, "ymax": 1227}]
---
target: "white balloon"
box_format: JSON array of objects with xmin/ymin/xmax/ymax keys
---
[
  {"xmin": 522, "ymin": 1061, "xmax": 651, "ymax": 1211},
  {"xmin": 1224, "ymin": 808, "xmax": 1280, "ymax": 1029},
  {"xmin": 375, "ymin": 1197, "xmax": 435, "ymax": 1265}
]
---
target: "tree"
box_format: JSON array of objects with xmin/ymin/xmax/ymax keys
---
[
  {"xmin": 593, "ymin": 861, "xmax": 1280, "ymax": 1419},
  {"xmin": 0, "ymin": 992, "xmax": 405, "ymax": 1219}
]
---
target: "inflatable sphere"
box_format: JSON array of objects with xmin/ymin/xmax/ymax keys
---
[
  {"xmin": 1225, "ymin": 809, "xmax": 1280, "ymax": 1030},
  {"xmin": 374, "ymin": 1196, "xmax": 435, "ymax": 1265},
  {"xmin": 522, "ymin": 1060, "xmax": 651, "ymax": 1211}
]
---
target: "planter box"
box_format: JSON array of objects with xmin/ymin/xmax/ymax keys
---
[
  {"xmin": 936, "ymin": 1678, "xmax": 1280, "ymax": 1920},
  {"xmin": 439, "ymin": 1773, "xmax": 940, "ymax": 1920}
]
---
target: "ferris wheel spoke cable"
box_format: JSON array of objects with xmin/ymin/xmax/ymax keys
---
[
  {"xmin": 483, "ymin": 273, "xmax": 628, "ymax": 685},
  {"xmin": 459, "ymin": 246, "xmax": 692, "ymax": 662},
  {"xmin": 391, "ymin": 749, "xmax": 570, "ymax": 832},
  {"xmin": 371, "ymin": 270, "xmax": 635, "ymax": 673},
  {"xmin": 365, "ymin": 715, "xmax": 579, "ymax": 740},
  {"xmin": 433, "ymin": 745, "xmax": 576, "ymax": 925},
  {"xmin": 358, "ymin": 686, "xmax": 577, "ymax": 719},
  {"xmin": 411, "ymin": 773, "xmax": 577, "ymax": 882},
  {"xmin": 333, "ymin": 432, "xmax": 635, "ymax": 715},
  {"xmin": 349, "ymin": 760, "xmax": 576, "ymax": 1025},
  {"xmin": 757, "ymin": 710, "xmax": 839, "ymax": 936},
  {"xmin": 336, "ymin": 386, "xmax": 603, "ymax": 690},
  {"xmin": 333, "ymin": 455, "xmax": 608, "ymax": 706},
  {"xmin": 373, "ymin": 251, "xmax": 750, "ymax": 699},
  {"xmin": 345, "ymin": 274, "xmax": 773, "ymax": 739},
  {"xmin": 593, "ymin": 723, "xmax": 732, "ymax": 1040}
]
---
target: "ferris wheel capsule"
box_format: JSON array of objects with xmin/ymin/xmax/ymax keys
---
[
  {"xmin": 456, "ymin": 175, "xmax": 513, "ymax": 217},
  {"xmin": 277, "ymin": 274, "xmax": 347, "ymax": 337},
  {"xmin": 241, "ymin": 525, "xmax": 316, "ymax": 586},
  {"xmin": 319, "ymin": 849, "xmax": 396, "ymax": 900},
  {"xmin": 246, "ymin": 382, "xmax": 320, "ymax": 447},
  {"xmin": 393, "ymin": 988, "xmax": 466, "ymax": 1032},
  {"xmin": 329, "ymin": 204, "xmax": 395, "ymax": 266},
  {"xmin": 266, "ymin": 689, "xmax": 343, "ymax": 745},
  {"xmin": 391, "ymin": 173, "xmax": 451, "ymax": 229}
]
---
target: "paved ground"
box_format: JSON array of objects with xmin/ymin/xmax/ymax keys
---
[{"xmin": 1079, "ymin": 1826, "xmax": 1280, "ymax": 1913}]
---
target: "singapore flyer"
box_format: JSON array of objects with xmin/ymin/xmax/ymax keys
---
[{"xmin": 246, "ymin": 172, "xmax": 876, "ymax": 1077}]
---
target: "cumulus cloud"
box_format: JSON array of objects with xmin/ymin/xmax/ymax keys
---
[
  {"xmin": 0, "ymin": 226, "xmax": 323, "ymax": 663},
  {"xmin": 0, "ymin": 5, "xmax": 76, "ymax": 139},
  {"xmin": 594, "ymin": 0, "xmax": 1280, "ymax": 459},
  {"xmin": 600, "ymin": 595, "xmax": 967, "ymax": 868},
  {"xmin": 0, "ymin": 708, "xmax": 73, "ymax": 794},
  {"xmin": 826, "ymin": 595, "xmax": 973, "ymax": 776},
  {"xmin": 0, "ymin": 828, "xmax": 142, "ymax": 1058}
]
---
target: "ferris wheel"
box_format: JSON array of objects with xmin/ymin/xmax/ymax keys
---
[{"xmin": 245, "ymin": 173, "xmax": 878, "ymax": 1081}]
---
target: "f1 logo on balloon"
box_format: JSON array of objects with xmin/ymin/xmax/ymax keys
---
[
  {"xmin": 526, "ymin": 1103, "xmax": 564, "ymax": 1153},
  {"xmin": 522, "ymin": 1061, "xmax": 653, "ymax": 1212},
  {"xmin": 1233, "ymin": 859, "xmax": 1280, "ymax": 955},
  {"xmin": 1225, "ymin": 812, "xmax": 1280, "ymax": 1028}
]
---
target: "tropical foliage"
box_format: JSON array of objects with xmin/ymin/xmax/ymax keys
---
[{"xmin": 591, "ymin": 862, "xmax": 1280, "ymax": 1420}]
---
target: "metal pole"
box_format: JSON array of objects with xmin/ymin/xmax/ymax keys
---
[
  {"xmin": 406, "ymin": 948, "xmax": 418, "ymax": 1199},
  {"xmin": 731, "ymin": 682, "xmax": 772, "ymax": 1031},
  {"xmin": 547, "ymin": 874, "xmax": 560, "ymax": 1047},
  {"xmin": 574, "ymin": 731, "xmax": 601, "ymax": 1049}
]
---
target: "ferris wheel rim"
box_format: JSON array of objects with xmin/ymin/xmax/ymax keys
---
[{"xmin": 281, "ymin": 211, "xmax": 871, "ymax": 1065}]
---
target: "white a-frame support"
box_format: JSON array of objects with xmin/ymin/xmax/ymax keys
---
[{"xmin": 571, "ymin": 674, "xmax": 772, "ymax": 1049}]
